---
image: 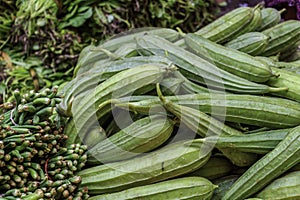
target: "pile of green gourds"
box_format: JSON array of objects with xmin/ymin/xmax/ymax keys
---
[
  {"xmin": 60, "ymin": 4, "xmax": 300, "ymax": 200},
  {"xmin": 2, "ymin": 4, "xmax": 300, "ymax": 200}
]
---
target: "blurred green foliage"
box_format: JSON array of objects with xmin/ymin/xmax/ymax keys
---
[{"xmin": 0, "ymin": 0, "xmax": 219, "ymax": 103}]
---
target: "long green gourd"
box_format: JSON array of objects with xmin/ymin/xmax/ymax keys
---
[
  {"xmin": 267, "ymin": 67, "xmax": 300, "ymax": 102},
  {"xmin": 173, "ymin": 7, "xmax": 256, "ymax": 47},
  {"xmin": 115, "ymin": 93, "xmax": 300, "ymax": 128},
  {"xmin": 79, "ymin": 139, "xmax": 212, "ymax": 195},
  {"xmin": 236, "ymin": 5, "xmax": 262, "ymax": 36},
  {"xmin": 261, "ymin": 20, "xmax": 300, "ymax": 56},
  {"xmin": 87, "ymin": 115, "xmax": 174, "ymax": 165},
  {"xmin": 58, "ymin": 56, "xmax": 171, "ymax": 116},
  {"xmin": 63, "ymin": 117, "xmax": 106, "ymax": 146},
  {"xmin": 194, "ymin": 7, "xmax": 255, "ymax": 43},
  {"xmin": 113, "ymin": 42, "xmax": 139, "ymax": 58},
  {"xmin": 75, "ymin": 45, "xmax": 132, "ymax": 77},
  {"xmin": 88, "ymin": 177, "xmax": 217, "ymax": 200},
  {"xmin": 173, "ymin": 71, "xmax": 211, "ymax": 94},
  {"xmin": 184, "ymin": 33, "xmax": 275, "ymax": 83},
  {"xmin": 137, "ymin": 35, "xmax": 287, "ymax": 94},
  {"xmin": 75, "ymin": 42, "xmax": 148, "ymax": 77},
  {"xmin": 70, "ymin": 65, "xmax": 168, "ymax": 147},
  {"xmin": 224, "ymin": 32, "xmax": 269, "ymax": 56},
  {"xmin": 203, "ymin": 128, "xmax": 290, "ymax": 154},
  {"xmin": 156, "ymin": 84, "xmax": 257, "ymax": 167},
  {"xmin": 75, "ymin": 28, "xmax": 180, "ymax": 75},
  {"xmin": 256, "ymin": 8, "xmax": 284, "ymax": 31},
  {"xmin": 256, "ymin": 171, "xmax": 300, "ymax": 199},
  {"xmin": 104, "ymin": 109, "xmax": 143, "ymax": 137},
  {"xmin": 222, "ymin": 125, "xmax": 300, "ymax": 200}
]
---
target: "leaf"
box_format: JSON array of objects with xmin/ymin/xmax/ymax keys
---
[{"xmin": 65, "ymin": 6, "xmax": 93, "ymax": 28}]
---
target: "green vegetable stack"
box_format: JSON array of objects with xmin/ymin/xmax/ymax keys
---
[
  {"xmin": 2, "ymin": 3, "xmax": 300, "ymax": 200},
  {"xmin": 53, "ymin": 4, "xmax": 300, "ymax": 200},
  {"xmin": 0, "ymin": 87, "xmax": 88, "ymax": 199}
]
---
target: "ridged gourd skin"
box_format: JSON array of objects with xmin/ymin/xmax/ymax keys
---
[
  {"xmin": 256, "ymin": 8, "xmax": 282, "ymax": 31},
  {"xmin": 222, "ymin": 125, "xmax": 300, "ymax": 200},
  {"xmin": 267, "ymin": 67, "xmax": 300, "ymax": 103},
  {"xmin": 75, "ymin": 28, "xmax": 180, "ymax": 75},
  {"xmin": 79, "ymin": 139, "xmax": 212, "ymax": 195},
  {"xmin": 69, "ymin": 65, "xmax": 167, "ymax": 147},
  {"xmin": 194, "ymin": 7, "xmax": 254, "ymax": 43},
  {"xmin": 87, "ymin": 115, "xmax": 174, "ymax": 164},
  {"xmin": 261, "ymin": 20, "xmax": 300, "ymax": 56},
  {"xmin": 184, "ymin": 33, "xmax": 274, "ymax": 83},
  {"xmin": 115, "ymin": 93, "xmax": 300, "ymax": 129},
  {"xmin": 156, "ymin": 86, "xmax": 258, "ymax": 167},
  {"xmin": 136, "ymin": 34, "xmax": 286, "ymax": 94},
  {"xmin": 88, "ymin": 177, "xmax": 217, "ymax": 200},
  {"xmin": 256, "ymin": 171, "xmax": 300, "ymax": 200},
  {"xmin": 59, "ymin": 55, "xmax": 171, "ymax": 113},
  {"xmin": 236, "ymin": 5, "xmax": 262, "ymax": 36},
  {"xmin": 206, "ymin": 128, "xmax": 290, "ymax": 154},
  {"xmin": 224, "ymin": 32, "xmax": 269, "ymax": 56}
]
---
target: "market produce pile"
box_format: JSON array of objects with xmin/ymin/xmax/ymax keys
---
[
  {"xmin": 2, "ymin": 2, "xmax": 300, "ymax": 200},
  {"xmin": 49, "ymin": 4, "xmax": 300, "ymax": 200},
  {"xmin": 0, "ymin": 87, "xmax": 88, "ymax": 199}
]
